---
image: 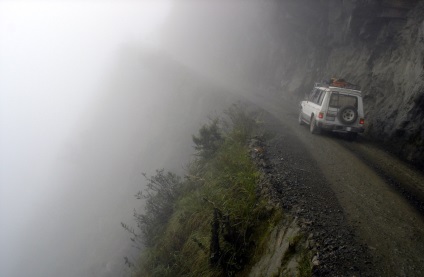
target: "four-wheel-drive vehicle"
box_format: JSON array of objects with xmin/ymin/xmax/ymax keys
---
[{"xmin": 299, "ymin": 80, "xmax": 365, "ymax": 140}]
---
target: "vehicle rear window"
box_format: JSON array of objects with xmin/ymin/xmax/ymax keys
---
[{"xmin": 329, "ymin": 93, "xmax": 357, "ymax": 108}]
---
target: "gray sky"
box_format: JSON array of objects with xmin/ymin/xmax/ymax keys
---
[{"xmin": 0, "ymin": 1, "xmax": 173, "ymax": 276}]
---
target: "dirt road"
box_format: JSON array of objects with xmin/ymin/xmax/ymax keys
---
[{"xmin": 248, "ymin": 91, "xmax": 424, "ymax": 276}]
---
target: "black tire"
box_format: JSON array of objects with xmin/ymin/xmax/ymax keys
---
[
  {"xmin": 338, "ymin": 105, "xmax": 358, "ymax": 125},
  {"xmin": 299, "ymin": 110, "xmax": 305, "ymax": 125},
  {"xmin": 310, "ymin": 115, "xmax": 320, "ymax": 134}
]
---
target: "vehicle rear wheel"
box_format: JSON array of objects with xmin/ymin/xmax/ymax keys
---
[
  {"xmin": 310, "ymin": 116, "xmax": 320, "ymax": 134},
  {"xmin": 299, "ymin": 110, "xmax": 305, "ymax": 125}
]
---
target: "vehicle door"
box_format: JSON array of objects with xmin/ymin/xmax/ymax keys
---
[
  {"xmin": 305, "ymin": 89, "xmax": 324, "ymax": 121},
  {"xmin": 302, "ymin": 88, "xmax": 319, "ymax": 122},
  {"xmin": 328, "ymin": 92, "xmax": 359, "ymax": 125}
]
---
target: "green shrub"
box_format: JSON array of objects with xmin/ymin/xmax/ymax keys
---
[
  {"xmin": 122, "ymin": 169, "xmax": 183, "ymax": 248},
  {"xmin": 192, "ymin": 118, "xmax": 224, "ymax": 159},
  {"xmin": 124, "ymin": 104, "xmax": 278, "ymax": 276}
]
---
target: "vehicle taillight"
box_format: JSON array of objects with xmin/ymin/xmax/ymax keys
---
[
  {"xmin": 318, "ymin": 112, "xmax": 324, "ymax": 119},
  {"xmin": 359, "ymin": 118, "xmax": 365, "ymax": 124}
]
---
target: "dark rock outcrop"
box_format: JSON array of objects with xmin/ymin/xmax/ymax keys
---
[{"xmin": 271, "ymin": 0, "xmax": 424, "ymax": 167}]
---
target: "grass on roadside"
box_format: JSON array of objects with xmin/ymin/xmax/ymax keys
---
[{"xmin": 124, "ymin": 103, "xmax": 283, "ymax": 276}]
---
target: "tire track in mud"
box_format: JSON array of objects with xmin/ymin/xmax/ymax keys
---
[{"xmin": 338, "ymin": 139, "xmax": 424, "ymax": 215}]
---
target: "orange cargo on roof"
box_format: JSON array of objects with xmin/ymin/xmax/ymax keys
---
[{"xmin": 330, "ymin": 78, "xmax": 349, "ymax": 88}]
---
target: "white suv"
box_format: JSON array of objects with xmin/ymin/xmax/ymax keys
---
[{"xmin": 299, "ymin": 82, "xmax": 365, "ymax": 140}]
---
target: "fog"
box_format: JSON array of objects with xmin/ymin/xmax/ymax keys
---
[{"xmin": 0, "ymin": 1, "xmax": 279, "ymax": 276}]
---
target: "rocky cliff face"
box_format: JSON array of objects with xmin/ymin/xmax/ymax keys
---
[{"xmin": 272, "ymin": 0, "xmax": 424, "ymax": 167}]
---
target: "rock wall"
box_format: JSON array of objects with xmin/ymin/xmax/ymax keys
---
[
  {"xmin": 159, "ymin": 0, "xmax": 424, "ymax": 167},
  {"xmin": 272, "ymin": 0, "xmax": 424, "ymax": 167}
]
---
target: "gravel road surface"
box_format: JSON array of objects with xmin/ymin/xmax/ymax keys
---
[{"xmin": 247, "ymin": 91, "xmax": 424, "ymax": 276}]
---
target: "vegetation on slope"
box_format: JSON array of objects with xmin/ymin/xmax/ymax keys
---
[{"xmin": 123, "ymin": 104, "xmax": 283, "ymax": 276}]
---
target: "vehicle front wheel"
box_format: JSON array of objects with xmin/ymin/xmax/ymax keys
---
[
  {"xmin": 310, "ymin": 116, "xmax": 320, "ymax": 134},
  {"xmin": 298, "ymin": 110, "xmax": 305, "ymax": 125}
]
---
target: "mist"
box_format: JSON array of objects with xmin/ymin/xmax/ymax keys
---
[{"xmin": 0, "ymin": 1, "xmax": 279, "ymax": 276}]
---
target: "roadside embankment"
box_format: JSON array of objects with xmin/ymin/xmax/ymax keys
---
[{"xmin": 123, "ymin": 104, "xmax": 314, "ymax": 276}]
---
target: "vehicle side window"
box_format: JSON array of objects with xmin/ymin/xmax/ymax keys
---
[
  {"xmin": 308, "ymin": 88, "xmax": 318, "ymax": 101},
  {"xmin": 312, "ymin": 89, "xmax": 323, "ymax": 104},
  {"xmin": 317, "ymin": 90, "xmax": 326, "ymax": 105},
  {"xmin": 311, "ymin": 91, "xmax": 318, "ymax": 103}
]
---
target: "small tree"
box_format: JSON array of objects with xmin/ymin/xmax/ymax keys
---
[{"xmin": 192, "ymin": 118, "xmax": 224, "ymax": 159}]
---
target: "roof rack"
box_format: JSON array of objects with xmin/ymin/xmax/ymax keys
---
[{"xmin": 315, "ymin": 78, "xmax": 361, "ymax": 91}]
